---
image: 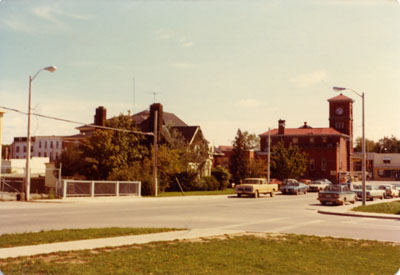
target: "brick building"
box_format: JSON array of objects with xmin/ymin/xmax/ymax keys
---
[{"xmin": 259, "ymin": 94, "xmax": 354, "ymax": 183}]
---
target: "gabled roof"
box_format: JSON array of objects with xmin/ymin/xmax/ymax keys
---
[
  {"xmin": 327, "ymin": 93, "xmax": 354, "ymax": 102},
  {"xmin": 172, "ymin": 126, "xmax": 200, "ymax": 144},
  {"xmin": 260, "ymin": 127, "xmax": 348, "ymax": 137},
  {"xmin": 131, "ymin": 110, "xmax": 188, "ymax": 128}
]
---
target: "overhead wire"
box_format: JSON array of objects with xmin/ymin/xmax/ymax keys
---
[{"xmin": 0, "ymin": 105, "xmax": 154, "ymax": 136}]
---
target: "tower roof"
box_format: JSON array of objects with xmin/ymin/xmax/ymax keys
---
[{"xmin": 327, "ymin": 93, "xmax": 354, "ymax": 103}]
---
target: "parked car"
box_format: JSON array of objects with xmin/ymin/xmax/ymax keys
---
[
  {"xmin": 308, "ymin": 180, "xmax": 332, "ymax": 192},
  {"xmin": 235, "ymin": 178, "xmax": 279, "ymax": 198},
  {"xmin": 300, "ymin": 179, "xmax": 312, "ymax": 185},
  {"xmin": 280, "ymin": 181, "xmax": 308, "ymax": 195},
  {"xmin": 315, "ymin": 179, "xmax": 332, "ymax": 185},
  {"xmin": 378, "ymin": 184, "xmax": 400, "ymax": 198},
  {"xmin": 393, "ymin": 183, "xmax": 400, "ymax": 191},
  {"xmin": 281, "ymin": 179, "xmax": 298, "ymax": 187},
  {"xmin": 353, "ymin": 185, "xmax": 385, "ymax": 201},
  {"xmin": 318, "ymin": 185, "xmax": 356, "ymax": 205}
]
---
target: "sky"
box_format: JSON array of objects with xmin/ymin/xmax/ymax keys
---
[{"xmin": 0, "ymin": 0, "xmax": 399, "ymax": 147}]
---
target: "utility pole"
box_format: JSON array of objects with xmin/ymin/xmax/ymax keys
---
[
  {"xmin": 153, "ymin": 110, "xmax": 158, "ymax": 197},
  {"xmin": 267, "ymin": 128, "xmax": 271, "ymax": 183}
]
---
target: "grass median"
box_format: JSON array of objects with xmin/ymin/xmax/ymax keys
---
[
  {"xmin": 0, "ymin": 233, "xmax": 399, "ymax": 274},
  {"xmin": 352, "ymin": 201, "xmax": 400, "ymax": 215},
  {"xmin": 0, "ymin": 228, "xmax": 182, "ymax": 248}
]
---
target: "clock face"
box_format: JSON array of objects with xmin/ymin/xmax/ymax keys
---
[{"xmin": 336, "ymin": 107, "xmax": 344, "ymax": 115}]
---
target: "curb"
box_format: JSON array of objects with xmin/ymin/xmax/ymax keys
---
[{"xmin": 317, "ymin": 210, "xmax": 400, "ymax": 220}]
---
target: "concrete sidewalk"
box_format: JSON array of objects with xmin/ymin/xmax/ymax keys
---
[{"xmin": 0, "ymin": 228, "xmax": 243, "ymax": 259}]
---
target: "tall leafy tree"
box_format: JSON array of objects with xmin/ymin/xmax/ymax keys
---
[
  {"xmin": 354, "ymin": 137, "xmax": 377, "ymax": 152},
  {"xmin": 230, "ymin": 129, "xmax": 250, "ymax": 184},
  {"xmin": 270, "ymin": 142, "xmax": 308, "ymax": 180},
  {"xmin": 78, "ymin": 114, "xmax": 148, "ymax": 180},
  {"xmin": 375, "ymin": 136, "xmax": 400, "ymax": 153}
]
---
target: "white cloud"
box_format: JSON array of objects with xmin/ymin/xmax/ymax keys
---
[
  {"xmin": 0, "ymin": 17, "xmax": 35, "ymax": 34},
  {"xmin": 170, "ymin": 62, "xmax": 197, "ymax": 69},
  {"xmin": 236, "ymin": 98, "xmax": 263, "ymax": 108},
  {"xmin": 290, "ymin": 71, "xmax": 327, "ymax": 88},
  {"xmin": 180, "ymin": 37, "xmax": 194, "ymax": 48},
  {"xmin": 155, "ymin": 28, "xmax": 174, "ymax": 40}
]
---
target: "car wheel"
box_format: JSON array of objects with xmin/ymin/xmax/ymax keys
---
[
  {"xmin": 270, "ymin": 192, "xmax": 275, "ymax": 197},
  {"xmin": 380, "ymin": 195, "xmax": 383, "ymax": 200},
  {"xmin": 296, "ymin": 190, "xmax": 299, "ymax": 195},
  {"xmin": 343, "ymin": 197, "xmax": 347, "ymax": 205},
  {"xmin": 237, "ymin": 194, "xmax": 241, "ymax": 198},
  {"xmin": 304, "ymin": 190, "xmax": 307, "ymax": 194},
  {"xmin": 321, "ymin": 201, "xmax": 326, "ymax": 205},
  {"xmin": 254, "ymin": 191, "xmax": 259, "ymax": 198}
]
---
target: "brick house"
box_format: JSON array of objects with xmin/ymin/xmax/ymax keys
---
[{"xmin": 259, "ymin": 94, "xmax": 354, "ymax": 183}]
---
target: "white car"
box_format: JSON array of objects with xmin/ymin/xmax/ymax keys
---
[
  {"xmin": 378, "ymin": 184, "xmax": 400, "ymax": 198},
  {"xmin": 353, "ymin": 185, "xmax": 385, "ymax": 201}
]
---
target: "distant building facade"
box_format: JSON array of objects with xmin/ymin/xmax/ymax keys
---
[{"xmin": 259, "ymin": 94, "xmax": 354, "ymax": 183}]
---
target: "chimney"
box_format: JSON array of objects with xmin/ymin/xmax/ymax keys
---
[
  {"xmin": 150, "ymin": 103, "xmax": 163, "ymax": 141},
  {"xmin": 94, "ymin": 106, "xmax": 107, "ymax": 126},
  {"xmin": 278, "ymin": 119, "xmax": 285, "ymax": 134}
]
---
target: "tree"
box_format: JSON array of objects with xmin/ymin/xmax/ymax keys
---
[
  {"xmin": 354, "ymin": 137, "xmax": 377, "ymax": 152},
  {"xmin": 242, "ymin": 131, "xmax": 260, "ymax": 150},
  {"xmin": 56, "ymin": 143, "xmax": 84, "ymax": 178},
  {"xmin": 270, "ymin": 142, "xmax": 308, "ymax": 180},
  {"xmin": 211, "ymin": 166, "xmax": 231, "ymax": 190},
  {"xmin": 230, "ymin": 129, "xmax": 250, "ymax": 184},
  {"xmin": 375, "ymin": 136, "xmax": 400, "ymax": 153},
  {"xmin": 247, "ymin": 159, "xmax": 266, "ymax": 178}
]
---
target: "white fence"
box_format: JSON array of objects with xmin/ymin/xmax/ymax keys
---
[{"xmin": 61, "ymin": 180, "xmax": 141, "ymax": 198}]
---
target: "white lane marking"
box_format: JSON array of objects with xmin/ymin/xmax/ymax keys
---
[{"xmin": 268, "ymin": 220, "xmax": 323, "ymax": 233}]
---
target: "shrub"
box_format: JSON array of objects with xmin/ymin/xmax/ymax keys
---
[{"xmin": 211, "ymin": 166, "xmax": 231, "ymax": 190}]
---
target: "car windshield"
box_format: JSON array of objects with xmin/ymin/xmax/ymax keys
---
[
  {"xmin": 243, "ymin": 179, "xmax": 261, "ymax": 184},
  {"xmin": 311, "ymin": 182, "xmax": 321, "ymax": 185},
  {"xmin": 325, "ymin": 185, "xmax": 341, "ymax": 192}
]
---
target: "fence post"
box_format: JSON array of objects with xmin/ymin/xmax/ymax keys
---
[
  {"xmin": 138, "ymin": 181, "xmax": 141, "ymax": 197},
  {"xmin": 116, "ymin": 181, "xmax": 119, "ymax": 197},
  {"xmin": 91, "ymin": 181, "xmax": 95, "ymax": 197},
  {"xmin": 63, "ymin": 180, "xmax": 67, "ymax": 199}
]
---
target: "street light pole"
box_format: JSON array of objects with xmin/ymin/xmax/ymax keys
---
[
  {"xmin": 333, "ymin": 86, "xmax": 366, "ymax": 206},
  {"xmin": 25, "ymin": 66, "xmax": 56, "ymax": 201}
]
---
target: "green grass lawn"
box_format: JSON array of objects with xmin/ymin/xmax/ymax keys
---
[
  {"xmin": 0, "ymin": 228, "xmax": 181, "ymax": 248},
  {"xmin": 158, "ymin": 189, "xmax": 235, "ymax": 197},
  {"xmin": 352, "ymin": 201, "xmax": 400, "ymax": 215},
  {"xmin": 0, "ymin": 233, "xmax": 399, "ymax": 275}
]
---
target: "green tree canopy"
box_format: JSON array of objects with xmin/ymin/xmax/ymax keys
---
[
  {"xmin": 270, "ymin": 142, "xmax": 308, "ymax": 180},
  {"xmin": 230, "ymin": 129, "xmax": 250, "ymax": 184}
]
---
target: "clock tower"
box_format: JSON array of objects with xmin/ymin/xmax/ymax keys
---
[
  {"xmin": 328, "ymin": 93, "xmax": 354, "ymax": 137},
  {"xmin": 328, "ymin": 93, "xmax": 354, "ymax": 178}
]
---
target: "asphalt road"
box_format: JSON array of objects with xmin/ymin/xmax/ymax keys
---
[{"xmin": 1, "ymin": 192, "xmax": 399, "ymax": 243}]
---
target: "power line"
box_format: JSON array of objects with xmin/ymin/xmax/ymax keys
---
[{"xmin": 0, "ymin": 105, "xmax": 154, "ymax": 136}]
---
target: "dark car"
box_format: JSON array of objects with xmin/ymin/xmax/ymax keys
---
[
  {"xmin": 280, "ymin": 181, "xmax": 308, "ymax": 195},
  {"xmin": 318, "ymin": 185, "xmax": 356, "ymax": 205}
]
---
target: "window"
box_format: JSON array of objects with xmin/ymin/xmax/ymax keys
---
[
  {"xmin": 23, "ymin": 146, "xmax": 26, "ymax": 153},
  {"xmin": 383, "ymin": 159, "xmax": 391, "ymax": 164},
  {"xmin": 310, "ymin": 159, "xmax": 315, "ymax": 171},
  {"xmin": 45, "ymin": 141, "xmax": 47, "ymax": 149},
  {"xmin": 292, "ymin": 137, "xmax": 298, "ymax": 144},
  {"xmin": 321, "ymin": 159, "xmax": 327, "ymax": 171},
  {"xmin": 39, "ymin": 141, "xmax": 42, "ymax": 148},
  {"xmin": 16, "ymin": 146, "xmax": 20, "ymax": 153},
  {"xmin": 322, "ymin": 137, "xmax": 327, "ymax": 143},
  {"xmin": 44, "ymin": 152, "xmax": 47, "ymax": 157},
  {"xmin": 38, "ymin": 152, "xmax": 41, "ymax": 157},
  {"xmin": 50, "ymin": 141, "xmax": 53, "ymax": 148},
  {"xmin": 56, "ymin": 141, "xmax": 59, "ymax": 148},
  {"xmin": 309, "ymin": 137, "xmax": 315, "ymax": 144}
]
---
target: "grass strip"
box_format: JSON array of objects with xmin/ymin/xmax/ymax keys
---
[
  {"xmin": 352, "ymin": 201, "xmax": 400, "ymax": 215},
  {"xmin": 158, "ymin": 189, "xmax": 235, "ymax": 197},
  {"xmin": 0, "ymin": 228, "xmax": 181, "ymax": 248},
  {"xmin": 0, "ymin": 233, "xmax": 399, "ymax": 275}
]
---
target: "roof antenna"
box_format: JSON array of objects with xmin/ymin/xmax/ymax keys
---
[{"xmin": 147, "ymin": 91, "xmax": 161, "ymax": 103}]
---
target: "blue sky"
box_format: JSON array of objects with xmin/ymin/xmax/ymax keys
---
[{"xmin": 1, "ymin": 0, "xmax": 399, "ymax": 146}]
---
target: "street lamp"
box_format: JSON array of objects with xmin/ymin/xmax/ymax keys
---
[
  {"xmin": 25, "ymin": 66, "xmax": 56, "ymax": 201},
  {"xmin": 333, "ymin": 86, "xmax": 366, "ymax": 206}
]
